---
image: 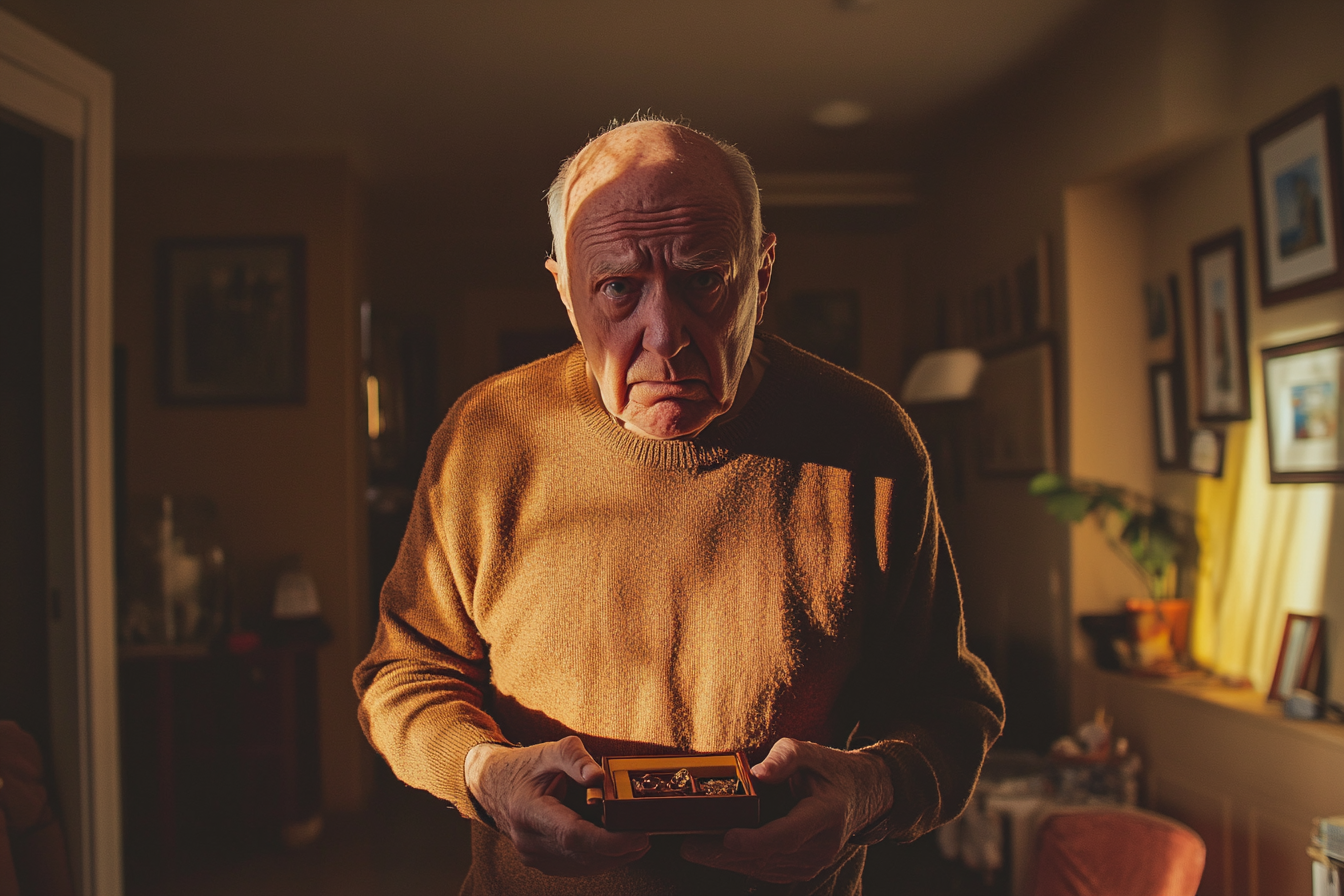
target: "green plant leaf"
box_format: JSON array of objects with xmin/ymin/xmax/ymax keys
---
[
  {"xmin": 1029, "ymin": 472, "xmax": 1065, "ymax": 496},
  {"xmin": 1045, "ymin": 491, "xmax": 1091, "ymax": 522}
]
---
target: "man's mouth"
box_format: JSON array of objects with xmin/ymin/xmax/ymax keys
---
[{"xmin": 630, "ymin": 380, "xmax": 712, "ymax": 402}]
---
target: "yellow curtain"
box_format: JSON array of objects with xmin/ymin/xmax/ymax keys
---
[{"xmin": 1191, "ymin": 417, "xmax": 1334, "ymax": 690}]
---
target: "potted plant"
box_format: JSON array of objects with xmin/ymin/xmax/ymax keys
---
[{"xmin": 1028, "ymin": 472, "xmax": 1196, "ymax": 667}]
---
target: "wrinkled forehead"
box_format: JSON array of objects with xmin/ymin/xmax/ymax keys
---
[{"xmin": 563, "ymin": 126, "xmax": 743, "ymax": 257}]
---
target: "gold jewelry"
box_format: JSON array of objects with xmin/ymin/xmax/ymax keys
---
[{"xmin": 697, "ymin": 777, "xmax": 739, "ymax": 795}]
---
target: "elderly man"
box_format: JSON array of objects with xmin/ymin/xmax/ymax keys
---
[{"xmin": 355, "ymin": 119, "xmax": 1003, "ymax": 895}]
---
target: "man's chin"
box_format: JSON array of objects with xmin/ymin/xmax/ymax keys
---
[{"xmin": 622, "ymin": 399, "xmax": 719, "ymax": 440}]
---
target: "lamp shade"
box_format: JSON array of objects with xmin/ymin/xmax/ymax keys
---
[{"xmin": 900, "ymin": 348, "xmax": 983, "ymax": 405}]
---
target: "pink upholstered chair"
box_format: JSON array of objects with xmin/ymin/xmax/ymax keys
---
[{"xmin": 1030, "ymin": 807, "xmax": 1205, "ymax": 896}]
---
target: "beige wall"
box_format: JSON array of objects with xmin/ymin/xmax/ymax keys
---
[
  {"xmin": 115, "ymin": 156, "xmax": 373, "ymax": 812},
  {"xmin": 762, "ymin": 227, "xmax": 909, "ymax": 396},
  {"xmin": 1063, "ymin": 182, "xmax": 1155, "ymax": 615},
  {"xmin": 368, "ymin": 221, "xmax": 566, "ymax": 410}
]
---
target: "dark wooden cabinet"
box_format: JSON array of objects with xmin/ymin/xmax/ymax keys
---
[{"xmin": 119, "ymin": 644, "xmax": 321, "ymax": 871}]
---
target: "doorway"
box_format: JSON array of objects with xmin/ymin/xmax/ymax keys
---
[{"xmin": 1, "ymin": 11, "xmax": 120, "ymax": 894}]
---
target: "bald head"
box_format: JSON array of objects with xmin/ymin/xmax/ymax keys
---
[
  {"xmin": 541, "ymin": 118, "xmax": 777, "ymax": 441},
  {"xmin": 547, "ymin": 120, "xmax": 764, "ymax": 284}
]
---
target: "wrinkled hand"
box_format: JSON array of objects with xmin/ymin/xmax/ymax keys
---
[
  {"xmin": 465, "ymin": 736, "xmax": 650, "ymax": 876},
  {"xmin": 680, "ymin": 738, "xmax": 893, "ymax": 884}
]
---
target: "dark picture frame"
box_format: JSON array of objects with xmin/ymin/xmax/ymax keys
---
[
  {"xmin": 1191, "ymin": 230, "xmax": 1251, "ymax": 421},
  {"xmin": 1261, "ymin": 331, "xmax": 1344, "ymax": 483},
  {"xmin": 1148, "ymin": 361, "xmax": 1189, "ymax": 469},
  {"xmin": 1249, "ymin": 87, "xmax": 1344, "ymax": 306},
  {"xmin": 156, "ymin": 237, "xmax": 306, "ymax": 404},
  {"xmin": 1268, "ymin": 613, "xmax": 1325, "ymax": 702},
  {"xmin": 977, "ymin": 337, "xmax": 1057, "ymax": 476},
  {"xmin": 1144, "ymin": 273, "xmax": 1185, "ymax": 364}
]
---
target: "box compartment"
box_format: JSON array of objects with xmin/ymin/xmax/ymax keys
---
[{"xmin": 601, "ymin": 752, "xmax": 760, "ymax": 834}]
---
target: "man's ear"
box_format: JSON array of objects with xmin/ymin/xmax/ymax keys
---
[
  {"xmin": 545, "ymin": 257, "xmax": 583, "ymax": 342},
  {"xmin": 754, "ymin": 233, "xmax": 778, "ymax": 325}
]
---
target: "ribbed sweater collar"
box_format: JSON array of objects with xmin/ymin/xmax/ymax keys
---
[{"xmin": 562, "ymin": 337, "xmax": 784, "ymax": 472}]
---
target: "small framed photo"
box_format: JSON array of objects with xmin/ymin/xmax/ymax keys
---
[
  {"xmin": 1191, "ymin": 230, "xmax": 1251, "ymax": 421},
  {"xmin": 1250, "ymin": 87, "xmax": 1344, "ymax": 306},
  {"xmin": 1148, "ymin": 362, "xmax": 1189, "ymax": 469},
  {"xmin": 1262, "ymin": 332, "xmax": 1344, "ymax": 483},
  {"xmin": 157, "ymin": 237, "xmax": 306, "ymax": 404},
  {"xmin": 978, "ymin": 339, "xmax": 1056, "ymax": 476},
  {"xmin": 1188, "ymin": 428, "xmax": 1225, "ymax": 478},
  {"xmin": 1143, "ymin": 274, "xmax": 1184, "ymax": 364},
  {"xmin": 1268, "ymin": 613, "xmax": 1324, "ymax": 702}
]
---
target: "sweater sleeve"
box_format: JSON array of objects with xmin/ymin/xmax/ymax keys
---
[
  {"xmin": 352, "ymin": 428, "xmax": 511, "ymax": 822},
  {"xmin": 848, "ymin": 420, "xmax": 1005, "ymax": 844}
]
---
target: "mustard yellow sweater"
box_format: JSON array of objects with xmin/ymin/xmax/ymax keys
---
[{"xmin": 354, "ymin": 335, "xmax": 1003, "ymax": 895}]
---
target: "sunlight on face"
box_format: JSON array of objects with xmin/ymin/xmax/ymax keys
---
[{"xmin": 547, "ymin": 124, "xmax": 774, "ymax": 440}]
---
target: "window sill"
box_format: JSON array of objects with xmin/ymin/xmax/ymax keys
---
[{"xmin": 1074, "ymin": 661, "xmax": 1344, "ymax": 752}]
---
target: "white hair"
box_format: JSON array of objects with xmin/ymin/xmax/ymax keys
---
[{"xmin": 545, "ymin": 115, "xmax": 764, "ymax": 286}]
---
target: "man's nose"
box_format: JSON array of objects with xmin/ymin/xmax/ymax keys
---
[{"xmin": 639, "ymin": 279, "xmax": 692, "ymax": 359}]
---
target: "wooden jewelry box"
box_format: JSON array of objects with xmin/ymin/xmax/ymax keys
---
[{"xmin": 592, "ymin": 752, "xmax": 760, "ymax": 834}]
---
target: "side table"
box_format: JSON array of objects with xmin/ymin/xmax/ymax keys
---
[{"xmin": 119, "ymin": 643, "xmax": 321, "ymax": 871}]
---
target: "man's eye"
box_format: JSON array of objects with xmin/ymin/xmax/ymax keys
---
[
  {"xmin": 601, "ymin": 280, "xmax": 633, "ymax": 299},
  {"xmin": 690, "ymin": 271, "xmax": 721, "ymax": 290}
]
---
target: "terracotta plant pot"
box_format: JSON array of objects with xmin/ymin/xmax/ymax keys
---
[
  {"xmin": 1158, "ymin": 598, "xmax": 1192, "ymax": 657},
  {"xmin": 1124, "ymin": 598, "xmax": 1174, "ymax": 666}
]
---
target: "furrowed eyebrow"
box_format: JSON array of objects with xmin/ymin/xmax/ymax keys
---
[
  {"xmin": 589, "ymin": 258, "xmax": 643, "ymax": 278},
  {"xmin": 671, "ymin": 250, "xmax": 735, "ymax": 271}
]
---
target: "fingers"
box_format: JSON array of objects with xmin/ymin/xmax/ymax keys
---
[
  {"xmin": 750, "ymin": 736, "xmax": 806, "ymax": 783},
  {"xmin": 527, "ymin": 798, "xmax": 649, "ymax": 859},
  {"xmin": 681, "ymin": 831, "xmax": 836, "ymax": 885},
  {"xmin": 544, "ymin": 735, "xmax": 604, "ymax": 786},
  {"xmin": 724, "ymin": 796, "xmax": 835, "ymax": 855}
]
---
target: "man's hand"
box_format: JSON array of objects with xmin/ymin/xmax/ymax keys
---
[
  {"xmin": 680, "ymin": 738, "xmax": 893, "ymax": 884},
  {"xmin": 464, "ymin": 736, "xmax": 650, "ymax": 876}
]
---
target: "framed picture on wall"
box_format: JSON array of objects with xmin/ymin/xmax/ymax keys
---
[
  {"xmin": 157, "ymin": 237, "xmax": 306, "ymax": 404},
  {"xmin": 1148, "ymin": 361, "xmax": 1189, "ymax": 469},
  {"xmin": 1188, "ymin": 428, "xmax": 1225, "ymax": 478},
  {"xmin": 1191, "ymin": 230, "xmax": 1251, "ymax": 421},
  {"xmin": 1261, "ymin": 332, "xmax": 1344, "ymax": 483},
  {"xmin": 1143, "ymin": 274, "xmax": 1184, "ymax": 363},
  {"xmin": 1249, "ymin": 87, "xmax": 1344, "ymax": 306},
  {"xmin": 977, "ymin": 338, "xmax": 1056, "ymax": 476}
]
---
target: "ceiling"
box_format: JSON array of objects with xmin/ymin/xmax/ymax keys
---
[{"xmin": 10, "ymin": 0, "xmax": 1095, "ymax": 226}]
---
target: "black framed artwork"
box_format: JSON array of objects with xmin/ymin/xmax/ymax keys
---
[
  {"xmin": 1261, "ymin": 331, "xmax": 1344, "ymax": 483},
  {"xmin": 1149, "ymin": 361, "xmax": 1189, "ymax": 470},
  {"xmin": 156, "ymin": 237, "xmax": 306, "ymax": 404},
  {"xmin": 1249, "ymin": 87, "xmax": 1344, "ymax": 306},
  {"xmin": 1191, "ymin": 230, "xmax": 1251, "ymax": 422}
]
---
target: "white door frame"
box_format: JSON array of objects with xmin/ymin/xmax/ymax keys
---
[{"xmin": 0, "ymin": 11, "xmax": 119, "ymax": 895}]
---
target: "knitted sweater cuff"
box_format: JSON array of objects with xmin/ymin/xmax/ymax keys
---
[
  {"xmin": 853, "ymin": 740, "xmax": 941, "ymax": 845},
  {"xmin": 435, "ymin": 722, "xmax": 516, "ymax": 825}
]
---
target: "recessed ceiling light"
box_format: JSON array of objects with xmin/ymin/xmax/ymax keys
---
[{"xmin": 811, "ymin": 100, "xmax": 871, "ymax": 129}]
